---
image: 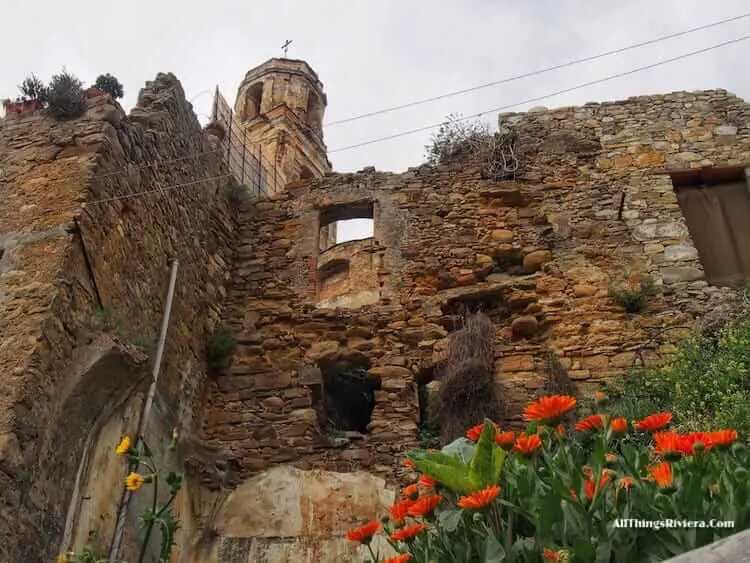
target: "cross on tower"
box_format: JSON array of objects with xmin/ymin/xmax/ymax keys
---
[{"xmin": 282, "ymin": 40, "xmax": 293, "ymax": 57}]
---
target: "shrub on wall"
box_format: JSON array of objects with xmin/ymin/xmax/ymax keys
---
[
  {"xmin": 19, "ymin": 74, "xmax": 48, "ymax": 103},
  {"xmin": 93, "ymin": 73, "xmax": 124, "ymax": 99},
  {"xmin": 608, "ymin": 297, "xmax": 750, "ymax": 438},
  {"xmin": 347, "ymin": 396, "xmax": 749, "ymax": 562},
  {"xmin": 608, "ymin": 272, "xmax": 657, "ymax": 314},
  {"xmin": 46, "ymin": 70, "xmax": 87, "ymax": 119},
  {"xmin": 425, "ymin": 114, "xmax": 491, "ymax": 166},
  {"xmin": 206, "ymin": 324, "xmax": 236, "ymax": 376}
]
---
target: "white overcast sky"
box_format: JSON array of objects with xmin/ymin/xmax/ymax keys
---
[{"xmin": 2, "ymin": 1, "xmax": 750, "ymax": 240}]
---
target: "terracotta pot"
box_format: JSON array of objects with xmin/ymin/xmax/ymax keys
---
[
  {"xmin": 204, "ymin": 122, "xmax": 226, "ymax": 142},
  {"xmin": 85, "ymin": 87, "xmax": 106, "ymax": 99}
]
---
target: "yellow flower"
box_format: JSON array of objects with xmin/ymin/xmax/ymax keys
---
[
  {"xmin": 56, "ymin": 554, "xmax": 68, "ymax": 563},
  {"xmin": 125, "ymin": 472, "xmax": 145, "ymax": 491},
  {"xmin": 116, "ymin": 436, "xmax": 131, "ymax": 455}
]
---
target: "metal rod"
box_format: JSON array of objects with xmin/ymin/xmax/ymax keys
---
[{"xmin": 108, "ymin": 258, "xmax": 179, "ymax": 563}]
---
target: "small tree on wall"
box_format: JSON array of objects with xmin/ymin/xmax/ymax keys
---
[{"xmin": 94, "ymin": 73, "xmax": 124, "ymax": 99}]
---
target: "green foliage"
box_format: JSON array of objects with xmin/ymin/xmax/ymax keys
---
[
  {"xmin": 425, "ymin": 113, "xmax": 490, "ymax": 166},
  {"xmin": 608, "ymin": 274, "xmax": 657, "ymax": 313},
  {"xmin": 47, "ymin": 70, "xmax": 86, "ymax": 119},
  {"xmin": 610, "ymin": 309, "xmax": 750, "ymax": 437},
  {"xmin": 94, "ymin": 73, "xmax": 124, "ymax": 99},
  {"xmin": 18, "ymin": 74, "xmax": 48, "ymax": 102},
  {"xmin": 90, "ymin": 306, "xmax": 156, "ymax": 354},
  {"xmin": 361, "ymin": 402, "xmax": 750, "ymax": 562},
  {"xmin": 206, "ymin": 324, "xmax": 236, "ymax": 375},
  {"xmin": 223, "ymin": 177, "xmax": 249, "ymax": 209}
]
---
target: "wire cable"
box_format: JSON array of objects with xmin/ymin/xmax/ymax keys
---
[
  {"xmin": 329, "ymin": 33, "xmax": 750, "ymax": 153},
  {"xmin": 324, "ymin": 12, "xmax": 750, "ymax": 127}
]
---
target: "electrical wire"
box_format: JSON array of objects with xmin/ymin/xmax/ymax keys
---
[
  {"xmin": 329, "ymin": 33, "xmax": 750, "ymax": 153},
  {"xmin": 324, "ymin": 12, "xmax": 750, "ymax": 127}
]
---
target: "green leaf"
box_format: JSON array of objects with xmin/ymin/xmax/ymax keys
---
[
  {"xmin": 469, "ymin": 420, "xmax": 496, "ymax": 488},
  {"xmin": 442, "ymin": 438, "xmax": 476, "ymax": 463},
  {"xmin": 437, "ymin": 507, "xmax": 463, "ymax": 532},
  {"xmin": 412, "ymin": 452, "xmax": 475, "ymax": 494},
  {"xmin": 484, "ymin": 533, "xmax": 506, "ymax": 563}
]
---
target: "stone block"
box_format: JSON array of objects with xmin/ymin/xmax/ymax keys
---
[
  {"xmin": 511, "ymin": 316, "xmax": 539, "ymax": 338},
  {"xmin": 523, "ymin": 250, "xmax": 552, "ymax": 273}
]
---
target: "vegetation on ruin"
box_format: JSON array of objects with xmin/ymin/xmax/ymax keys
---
[
  {"xmin": 609, "ymin": 288, "xmax": 750, "ymax": 438},
  {"xmin": 94, "ymin": 73, "xmax": 124, "ymax": 99},
  {"xmin": 206, "ymin": 324, "xmax": 236, "ymax": 375},
  {"xmin": 222, "ymin": 177, "xmax": 250, "ymax": 209},
  {"xmin": 58, "ymin": 436, "xmax": 183, "ymax": 563},
  {"xmin": 347, "ymin": 394, "xmax": 748, "ymax": 562},
  {"xmin": 607, "ymin": 272, "xmax": 657, "ymax": 314},
  {"xmin": 19, "ymin": 74, "xmax": 48, "ymax": 102},
  {"xmin": 46, "ymin": 70, "xmax": 87, "ymax": 119},
  {"xmin": 90, "ymin": 306, "xmax": 156, "ymax": 353},
  {"xmin": 437, "ymin": 312, "xmax": 503, "ymax": 443},
  {"xmin": 425, "ymin": 114, "xmax": 491, "ymax": 166}
]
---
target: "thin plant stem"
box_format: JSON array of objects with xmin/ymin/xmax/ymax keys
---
[{"xmin": 137, "ymin": 467, "xmax": 159, "ymax": 563}]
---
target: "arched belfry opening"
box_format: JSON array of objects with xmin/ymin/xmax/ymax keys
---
[{"xmin": 243, "ymin": 82, "xmax": 264, "ymax": 121}]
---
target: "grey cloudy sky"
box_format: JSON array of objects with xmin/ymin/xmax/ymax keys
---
[{"xmin": 2, "ymin": 1, "xmax": 749, "ymax": 240}]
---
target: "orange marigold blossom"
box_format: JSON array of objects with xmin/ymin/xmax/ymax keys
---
[
  {"xmin": 523, "ymin": 395, "xmax": 577, "ymax": 424},
  {"xmin": 610, "ymin": 417, "xmax": 628, "ymax": 434},
  {"xmin": 403, "ymin": 458, "xmax": 415, "ymax": 470},
  {"xmin": 617, "ymin": 476, "xmax": 635, "ymax": 489},
  {"xmin": 513, "ymin": 434, "xmax": 542, "ymax": 455},
  {"xmin": 543, "ymin": 549, "xmax": 563, "ymax": 562},
  {"xmin": 635, "ymin": 412, "xmax": 672, "ymax": 432},
  {"xmin": 408, "ymin": 494, "xmax": 442, "ymax": 517},
  {"xmin": 648, "ymin": 461, "xmax": 673, "ymax": 488},
  {"xmin": 575, "ymin": 414, "xmax": 605, "ymax": 433},
  {"xmin": 466, "ymin": 423, "xmax": 485, "ymax": 442},
  {"xmin": 418, "ymin": 474, "xmax": 438, "ymax": 488},
  {"xmin": 583, "ymin": 470, "xmax": 611, "ymax": 501},
  {"xmin": 495, "ymin": 430, "xmax": 515, "ymax": 448},
  {"xmin": 709, "ymin": 429, "xmax": 738, "ymax": 447},
  {"xmin": 457, "ymin": 485, "xmax": 501, "ymax": 510},
  {"xmin": 384, "ymin": 555, "xmax": 412, "ymax": 563},
  {"xmin": 653, "ymin": 431, "xmax": 683, "ymax": 457},
  {"xmin": 683, "ymin": 431, "xmax": 713, "ymax": 452},
  {"xmin": 402, "ymin": 484, "xmax": 418, "ymax": 498},
  {"xmin": 390, "ymin": 499, "xmax": 414, "ymax": 524},
  {"xmin": 556, "ymin": 424, "xmax": 566, "ymax": 436},
  {"xmin": 391, "ymin": 523, "xmax": 428, "ymax": 542},
  {"xmin": 346, "ymin": 521, "xmax": 381, "ymax": 543}
]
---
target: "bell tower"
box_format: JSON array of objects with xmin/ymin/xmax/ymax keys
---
[{"xmin": 234, "ymin": 58, "xmax": 332, "ymax": 194}]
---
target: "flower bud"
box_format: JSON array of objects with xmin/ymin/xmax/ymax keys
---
[{"xmin": 693, "ymin": 441, "xmax": 705, "ymax": 453}]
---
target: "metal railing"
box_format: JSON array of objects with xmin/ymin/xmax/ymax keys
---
[{"xmin": 210, "ymin": 88, "xmax": 277, "ymax": 198}]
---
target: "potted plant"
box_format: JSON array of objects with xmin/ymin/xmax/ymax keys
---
[{"xmin": 204, "ymin": 121, "xmax": 226, "ymax": 142}]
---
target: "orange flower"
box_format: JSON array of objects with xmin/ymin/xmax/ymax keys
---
[
  {"xmin": 575, "ymin": 414, "xmax": 605, "ymax": 433},
  {"xmin": 408, "ymin": 494, "xmax": 442, "ymax": 517},
  {"xmin": 617, "ymin": 476, "xmax": 635, "ymax": 489},
  {"xmin": 653, "ymin": 431, "xmax": 683, "ymax": 457},
  {"xmin": 683, "ymin": 431, "xmax": 713, "ymax": 452},
  {"xmin": 523, "ymin": 395, "xmax": 577, "ymax": 424},
  {"xmin": 391, "ymin": 523, "xmax": 428, "ymax": 542},
  {"xmin": 648, "ymin": 462, "xmax": 673, "ymax": 488},
  {"xmin": 583, "ymin": 470, "xmax": 611, "ymax": 501},
  {"xmin": 418, "ymin": 474, "xmax": 438, "ymax": 488},
  {"xmin": 403, "ymin": 459, "xmax": 415, "ymax": 470},
  {"xmin": 635, "ymin": 412, "xmax": 672, "ymax": 432},
  {"xmin": 384, "ymin": 555, "xmax": 413, "ymax": 563},
  {"xmin": 543, "ymin": 549, "xmax": 563, "ymax": 562},
  {"xmin": 556, "ymin": 424, "xmax": 566, "ymax": 437},
  {"xmin": 610, "ymin": 417, "xmax": 628, "ymax": 434},
  {"xmin": 402, "ymin": 484, "xmax": 418, "ymax": 498},
  {"xmin": 495, "ymin": 431, "xmax": 515, "ymax": 449},
  {"xmin": 709, "ymin": 429, "xmax": 738, "ymax": 448},
  {"xmin": 513, "ymin": 434, "xmax": 542, "ymax": 456},
  {"xmin": 390, "ymin": 499, "xmax": 414, "ymax": 524},
  {"xmin": 346, "ymin": 520, "xmax": 380, "ymax": 544},
  {"xmin": 466, "ymin": 423, "xmax": 485, "ymax": 442},
  {"xmin": 457, "ymin": 485, "xmax": 501, "ymax": 510}
]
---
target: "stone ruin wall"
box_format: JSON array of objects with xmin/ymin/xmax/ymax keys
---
[
  {"xmin": 200, "ymin": 89, "xmax": 749, "ymax": 495},
  {"xmin": 0, "ymin": 74, "xmax": 236, "ymax": 562}
]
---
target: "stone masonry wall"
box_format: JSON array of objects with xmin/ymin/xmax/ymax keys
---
[
  {"xmin": 0, "ymin": 74, "xmax": 235, "ymax": 562},
  {"xmin": 200, "ymin": 89, "xmax": 746, "ymax": 487}
]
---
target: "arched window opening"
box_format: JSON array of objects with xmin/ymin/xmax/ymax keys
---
[{"xmin": 243, "ymin": 82, "xmax": 264, "ymax": 121}]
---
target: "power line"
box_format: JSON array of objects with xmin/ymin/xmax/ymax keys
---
[
  {"xmin": 329, "ymin": 33, "xmax": 750, "ymax": 153},
  {"xmin": 324, "ymin": 12, "xmax": 750, "ymax": 127}
]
